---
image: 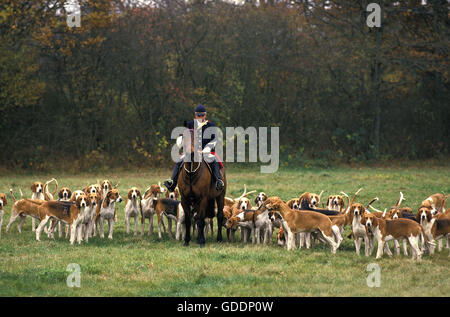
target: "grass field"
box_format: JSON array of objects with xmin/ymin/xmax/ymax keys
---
[{"xmin": 0, "ymin": 165, "xmax": 449, "ymax": 297}]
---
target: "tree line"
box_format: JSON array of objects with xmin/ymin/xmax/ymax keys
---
[{"xmin": 0, "ymin": 0, "xmax": 448, "ymax": 171}]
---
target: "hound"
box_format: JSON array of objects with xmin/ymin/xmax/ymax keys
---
[
  {"xmin": 299, "ymin": 191, "xmax": 323, "ymax": 209},
  {"xmin": 225, "ymin": 208, "xmax": 272, "ymax": 245},
  {"xmin": 124, "ymin": 187, "xmax": 142, "ymax": 236},
  {"xmin": 58, "ymin": 188, "xmax": 72, "ymax": 202},
  {"xmin": 254, "ymin": 192, "xmax": 268, "ymax": 208},
  {"xmin": 0, "ymin": 193, "xmax": 7, "ymax": 238},
  {"xmin": 417, "ymin": 199, "xmax": 450, "ymax": 254},
  {"xmin": 326, "ymin": 195, "xmax": 346, "ymax": 213},
  {"xmin": 287, "ymin": 198, "xmax": 301, "ymax": 210},
  {"xmin": 94, "ymin": 189, "xmax": 123, "ymax": 239},
  {"xmin": 361, "ymin": 212, "xmax": 431, "ymax": 260},
  {"xmin": 100, "ymin": 180, "xmax": 113, "ymax": 199},
  {"xmin": 35, "ymin": 194, "xmax": 89, "ymax": 244},
  {"xmin": 70, "ymin": 190, "xmax": 85, "ymax": 201},
  {"xmin": 420, "ymin": 193, "xmax": 446, "ymax": 216},
  {"xmin": 262, "ymin": 197, "xmax": 339, "ymax": 253},
  {"xmin": 80, "ymin": 192, "xmax": 100, "ymax": 242},
  {"xmin": 140, "ymin": 184, "xmax": 165, "ymax": 235},
  {"xmin": 30, "ymin": 181, "xmax": 45, "ymax": 231},
  {"xmin": 151, "ymin": 197, "xmax": 184, "ymax": 239},
  {"xmin": 6, "ymin": 189, "xmax": 45, "ymax": 234},
  {"xmin": 84, "ymin": 184, "xmax": 101, "ymax": 196}
]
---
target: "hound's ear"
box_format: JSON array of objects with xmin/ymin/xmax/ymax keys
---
[
  {"xmin": 360, "ymin": 215, "xmax": 366, "ymax": 225},
  {"xmin": 67, "ymin": 190, "xmax": 72, "ymax": 198},
  {"xmin": 106, "ymin": 190, "xmax": 113, "ymax": 198},
  {"xmin": 128, "ymin": 190, "xmax": 132, "ymax": 200},
  {"xmin": 346, "ymin": 205, "xmax": 353, "ymax": 215},
  {"xmin": 58, "ymin": 190, "xmax": 64, "ymax": 199},
  {"xmin": 327, "ymin": 197, "xmax": 331, "ymax": 206},
  {"xmin": 2, "ymin": 196, "xmax": 7, "ymax": 206},
  {"xmin": 415, "ymin": 210, "xmax": 421, "ymax": 222},
  {"xmin": 138, "ymin": 190, "xmax": 142, "ymax": 200},
  {"xmin": 318, "ymin": 190, "xmax": 324, "ymax": 201},
  {"xmin": 299, "ymin": 192, "xmax": 308, "ymax": 203},
  {"xmin": 31, "ymin": 183, "xmax": 36, "ymax": 193},
  {"xmin": 373, "ymin": 216, "xmax": 379, "ymax": 225}
]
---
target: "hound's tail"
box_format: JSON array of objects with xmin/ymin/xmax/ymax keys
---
[
  {"xmin": 9, "ymin": 188, "xmax": 24, "ymax": 203},
  {"xmin": 9, "ymin": 189, "xmax": 17, "ymax": 203},
  {"xmin": 366, "ymin": 197, "xmax": 379, "ymax": 209},
  {"xmin": 44, "ymin": 178, "xmax": 58, "ymax": 199}
]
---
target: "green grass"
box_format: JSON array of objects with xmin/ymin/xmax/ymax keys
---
[{"xmin": 0, "ymin": 165, "xmax": 449, "ymax": 296}]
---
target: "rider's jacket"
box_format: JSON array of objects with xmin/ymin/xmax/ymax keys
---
[{"xmin": 186, "ymin": 119, "xmax": 218, "ymax": 153}]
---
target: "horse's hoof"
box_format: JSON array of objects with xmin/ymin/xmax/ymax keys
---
[{"xmin": 184, "ymin": 242, "xmax": 189, "ymax": 247}]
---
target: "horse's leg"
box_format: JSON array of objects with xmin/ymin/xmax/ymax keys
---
[
  {"xmin": 181, "ymin": 201, "xmax": 191, "ymax": 246},
  {"xmin": 197, "ymin": 217, "xmax": 206, "ymax": 247},
  {"xmin": 216, "ymin": 196, "xmax": 224, "ymax": 243},
  {"xmin": 196, "ymin": 199, "xmax": 208, "ymax": 247}
]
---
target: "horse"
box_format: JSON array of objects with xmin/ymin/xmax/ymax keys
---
[{"xmin": 177, "ymin": 129, "xmax": 227, "ymax": 247}]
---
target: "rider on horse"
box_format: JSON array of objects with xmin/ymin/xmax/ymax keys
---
[{"xmin": 163, "ymin": 104, "xmax": 225, "ymax": 192}]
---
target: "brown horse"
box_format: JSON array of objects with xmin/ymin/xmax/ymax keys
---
[{"xmin": 177, "ymin": 129, "xmax": 226, "ymax": 247}]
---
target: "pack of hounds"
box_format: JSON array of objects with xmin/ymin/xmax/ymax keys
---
[{"xmin": 0, "ymin": 179, "xmax": 449, "ymax": 261}]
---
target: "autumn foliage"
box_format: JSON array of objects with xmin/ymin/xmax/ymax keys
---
[{"xmin": 0, "ymin": 1, "xmax": 448, "ymax": 170}]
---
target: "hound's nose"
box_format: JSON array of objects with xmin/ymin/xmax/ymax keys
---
[
  {"xmin": 92, "ymin": 202, "xmax": 96, "ymax": 206},
  {"xmin": 367, "ymin": 222, "xmax": 371, "ymax": 227}
]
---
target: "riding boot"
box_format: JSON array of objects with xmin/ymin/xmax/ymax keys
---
[
  {"xmin": 211, "ymin": 161, "xmax": 224, "ymax": 191},
  {"xmin": 164, "ymin": 160, "xmax": 183, "ymax": 192}
]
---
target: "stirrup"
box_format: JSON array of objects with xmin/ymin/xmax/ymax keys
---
[{"xmin": 215, "ymin": 179, "xmax": 224, "ymax": 191}]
